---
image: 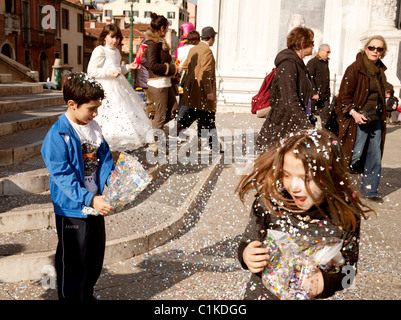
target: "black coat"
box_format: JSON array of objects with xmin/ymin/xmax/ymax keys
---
[
  {"xmin": 386, "ymin": 96, "xmax": 399, "ymax": 112},
  {"xmin": 307, "ymin": 55, "xmax": 330, "ymax": 100},
  {"xmin": 237, "ymin": 195, "xmax": 361, "ymax": 300},
  {"xmin": 256, "ymin": 49, "xmax": 313, "ymax": 151}
]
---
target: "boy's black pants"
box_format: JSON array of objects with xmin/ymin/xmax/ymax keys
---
[{"xmin": 55, "ymin": 214, "xmax": 106, "ymax": 300}]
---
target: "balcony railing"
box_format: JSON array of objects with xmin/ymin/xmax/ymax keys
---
[{"xmin": 22, "ymin": 28, "xmax": 55, "ymax": 47}]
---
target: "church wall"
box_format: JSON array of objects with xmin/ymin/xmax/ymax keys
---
[{"xmin": 196, "ymin": 0, "xmax": 401, "ymax": 108}]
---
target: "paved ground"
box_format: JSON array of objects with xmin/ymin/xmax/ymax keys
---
[{"xmin": 1, "ymin": 113, "xmax": 401, "ymax": 302}]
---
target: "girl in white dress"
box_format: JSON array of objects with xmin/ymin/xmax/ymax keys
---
[{"xmin": 87, "ymin": 24, "xmax": 153, "ymax": 152}]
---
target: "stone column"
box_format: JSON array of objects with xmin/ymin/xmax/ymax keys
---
[{"xmin": 362, "ymin": 0, "xmax": 401, "ymax": 95}]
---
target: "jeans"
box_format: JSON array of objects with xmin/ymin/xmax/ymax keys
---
[{"xmin": 350, "ymin": 120, "xmax": 383, "ymax": 197}]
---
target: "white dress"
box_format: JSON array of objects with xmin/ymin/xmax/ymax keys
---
[{"xmin": 87, "ymin": 44, "xmax": 153, "ymax": 151}]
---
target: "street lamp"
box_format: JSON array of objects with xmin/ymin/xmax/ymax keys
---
[{"xmin": 127, "ymin": 0, "xmax": 134, "ymax": 86}]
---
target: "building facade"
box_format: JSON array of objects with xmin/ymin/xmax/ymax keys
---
[
  {"xmin": 0, "ymin": 0, "xmax": 87, "ymax": 82},
  {"xmin": 0, "ymin": 0, "xmax": 62, "ymax": 82},
  {"xmin": 102, "ymin": 0, "xmax": 190, "ymax": 53},
  {"xmin": 196, "ymin": 0, "xmax": 401, "ymax": 110},
  {"xmin": 60, "ymin": 0, "xmax": 85, "ymax": 75}
]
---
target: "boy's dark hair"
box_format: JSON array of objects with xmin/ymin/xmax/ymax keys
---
[
  {"xmin": 95, "ymin": 23, "xmax": 123, "ymax": 47},
  {"xmin": 63, "ymin": 72, "xmax": 105, "ymax": 106}
]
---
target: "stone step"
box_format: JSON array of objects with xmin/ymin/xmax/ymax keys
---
[
  {"xmin": 0, "ymin": 105, "xmax": 65, "ymax": 137},
  {"xmin": 0, "ymin": 90, "xmax": 64, "ymax": 114},
  {"xmin": 0, "ymin": 155, "xmax": 49, "ymax": 195},
  {"xmin": 0, "ymin": 149, "xmax": 166, "ymax": 230},
  {"xmin": 0, "ymin": 135, "xmax": 170, "ymax": 194},
  {"xmin": 0, "ymin": 122, "xmax": 199, "ymax": 191},
  {"xmin": 0, "ymin": 155, "xmax": 222, "ymax": 282},
  {"xmin": 0, "ymin": 82, "xmax": 43, "ymax": 97},
  {"xmin": 0, "ymin": 74, "xmax": 12, "ymax": 84},
  {"xmin": 0, "ymin": 125, "xmax": 51, "ymax": 166}
]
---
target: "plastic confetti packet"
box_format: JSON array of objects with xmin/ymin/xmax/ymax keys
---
[
  {"xmin": 261, "ymin": 230, "xmax": 344, "ymax": 300},
  {"xmin": 82, "ymin": 152, "xmax": 152, "ymax": 216},
  {"xmin": 134, "ymin": 43, "xmax": 148, "ymax": 65}
]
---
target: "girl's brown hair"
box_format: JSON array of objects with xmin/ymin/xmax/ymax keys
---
[
  {"xmin": 95, "ymin": 23, "xmax": 123, "ymax": 47},
  {"xmin": 287, "ymin": 26, "xmax": 314, "ymax": 51},
  {"xmin": 186, "ymin": 31, "xmax": 200, "ymax": 45},
  {"xmin": 236, "ymin": 129, "xmax": 374, "ymax": 231},
  {"xmin": 150, "ymin": 12, "xmax": 169, "ymax": 32}
]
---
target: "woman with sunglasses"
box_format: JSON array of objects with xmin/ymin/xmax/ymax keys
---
[{"xmin": 335, "ymin": 35, "xmax": 388, "ymax": 203}]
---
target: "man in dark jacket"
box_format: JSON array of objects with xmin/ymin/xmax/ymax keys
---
[{"xmin": 307, "ymin": 44, "xmax": 331, "ymax": 127}]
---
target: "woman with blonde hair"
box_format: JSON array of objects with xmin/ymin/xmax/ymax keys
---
[{"xmin": 335, "ymin": 35, "xmax": 388, "ymax": 203}]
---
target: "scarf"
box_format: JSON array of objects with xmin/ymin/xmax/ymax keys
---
[
  {"xmin": 362, "ymin": 52, "xmax": 387, "ymax": 102},
  {"xmin": 145, "ymin": 29, "xmax": 171, "ymax": 52}
]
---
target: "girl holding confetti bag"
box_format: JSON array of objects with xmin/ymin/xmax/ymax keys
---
[
  {"xmin": 88, "ymin": 24, "xmax": 153, "ymax": 152},
  {"xmin": 236, "ymin": 129, "xmax": 375, "ymax": 300}
]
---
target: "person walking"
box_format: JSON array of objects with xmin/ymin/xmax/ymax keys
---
[
  {"xmin": 385, "ymin": 87, "xmax": 399, "ymax": 124},
  {"xmin": 174, "ymin": 22, "xmax": 195, "ymax": 65},
  {"xmin": 307, "ymin": 43, "xmax": 331, "ymax": 128},
  {"xmin": 335, "ymin": 35, "xmax": 388, "ymax": 203},
  {"xmin": 178, "ymin": 26, "xmax": 221, "ymax": 152},
  {"xmin": 175, "ymin": 31, "xmax": 201, "ymax": 122},
  {"xmin": 145, "ymin": 12, "xmax": 182, "ymax": 152},
  {"xmin": 256, "ymin": 27, "xmax": 315, "ymax": 152}
]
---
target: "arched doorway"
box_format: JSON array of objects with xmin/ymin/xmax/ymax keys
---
[
  {"xmin": 39, "ymin": 51, "xmax": 49, "ymax": 82},
  {"xmin": 1, "ymin": 43, "xmax": 14, "ymax": 59}
]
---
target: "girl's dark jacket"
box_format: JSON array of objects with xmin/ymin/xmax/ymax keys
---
[
  {"xmin": 256, "ymin": 48, "xmax": 313, "ymax": 151},
  {"xmin": 335, "ymin": 52, "xmax": 387, "ymax": 169},
  {"xmin": 237, "ymin": 195, "xmax": 361, "ymax": 300}
]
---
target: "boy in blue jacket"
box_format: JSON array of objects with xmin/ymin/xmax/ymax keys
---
[{"xmin": 41, "ymin": 73, "xmax": 115, "ymax": 300}]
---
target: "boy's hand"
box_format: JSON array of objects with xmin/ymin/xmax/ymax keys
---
[
  {"xmin": 91, "ymin": 195, "xmax": 114, "ymax": 216},
  {"xmin": 243, "ymin": 241, "xmax": 270, "ymax": 274}
]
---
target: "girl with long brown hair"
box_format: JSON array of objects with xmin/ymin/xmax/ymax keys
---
[{"xmin": 236, "ymin": 129, "xmax": 374, "ymax": 299}]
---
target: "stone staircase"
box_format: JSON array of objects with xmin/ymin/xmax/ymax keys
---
[
  {"xmin": 0, "ymin": 74, "xmax": 65, "ymax": 168},
  {"xmin": 0, "ymin": 74, "xmax": 221, "ymax": 283}
]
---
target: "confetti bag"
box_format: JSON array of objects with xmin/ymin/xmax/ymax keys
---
[
  {"xmin": 82, "ymin": 152, "xmax": 152, "ymax": 216},
  {"xmin": 261, "ymin": 230, "xmax": 344, "ymax": 300}
]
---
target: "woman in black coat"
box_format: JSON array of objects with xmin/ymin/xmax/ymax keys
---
[{"xmin": 256, "ymin": 27, "xmax": 315, "ymax": 151}]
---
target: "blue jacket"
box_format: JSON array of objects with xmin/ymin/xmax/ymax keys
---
[{"xmin": 41, "ymin": 113, "xmax": 115, "ymax": 218}]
